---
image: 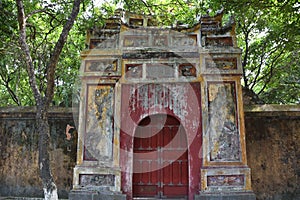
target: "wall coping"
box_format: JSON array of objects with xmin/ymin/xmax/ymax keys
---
[
  {"xmin": 0, "ymin": 105, "xmax": 299, "ymax": 119},
  {"xmin": 0, "ymin": 106, "xmax": 76, "ymax": 119},
  {"xmin": 244, "ymin": 104, "xmax": 300, "ymax": 117}
]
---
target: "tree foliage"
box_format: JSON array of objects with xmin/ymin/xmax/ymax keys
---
[
  {"xmin": 0, "ymin": 0, "xmax": 34, "ymax": 106},
  {"xmin": 0, "ymin": 0, "xmax": 299, "ymax": 107},
  {"xmin": 208, "ymin": 0, "xmax": 300, "ymax": 104},
  {"xmin": 117, "ymin": 0, "xmax": 204, "ymax": 25}
]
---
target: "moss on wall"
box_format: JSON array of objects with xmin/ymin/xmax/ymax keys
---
[
  {"xmin": 0, "ymin": 107, "xmax": 77, "ymax": 198},
  {"xmin": 245, "ymin": 105, "xmax": 300, "ymax": 200},
  {"xmin": 0, "ymin": 105, "xmax": 299, "ymax": 199}
]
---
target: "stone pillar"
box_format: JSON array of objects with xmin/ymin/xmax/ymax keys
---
[
  {"xmin": 69, "ymin": 14, "xmax": 126, "ymax": 200},
  {"xmin": 195, "ymin": 11, "xmax": 256, "ymax": 200}
]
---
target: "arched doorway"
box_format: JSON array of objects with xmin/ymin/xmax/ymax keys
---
[{"xmin": 133, "ymin": 114, "xmax": 188, "ymax": 199}]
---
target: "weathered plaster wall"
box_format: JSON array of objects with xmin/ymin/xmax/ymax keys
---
[
  {"xmin": 0, "ymin": 107, "xmax": 77, "ymax": 198},
  {"xmin": 245, "ymin": 105, "xmax": 300, "ymax": 200},
  {"xmin": 0, "ymin": 105, "xmax": 299, "ymax": 199}
]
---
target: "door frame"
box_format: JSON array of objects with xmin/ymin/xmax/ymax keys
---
[{"xmin": 120, "ymin": 83, "xmax": 202, "ymax": 200}]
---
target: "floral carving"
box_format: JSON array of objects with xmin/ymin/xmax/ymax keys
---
[
  {"xmin": 207, "ymin": 175, "xmax": 244, "ymax": 186},
  {"xmin": 86, "ymin": 60, "xmax": 117, "ymax": 72},
  {"xmin": 205, "ymin": 37, "xmax": 233, "ymax": 46},
  {"xmin": 79, "ymin": 174, "xmax": 115, "ymax": 186},
  {"xmin": 206, "ymin": 57, "xmax": 237, "ymax": 70},
  {"xmin": 124, "ymin": 36, "xmax": 148, "ymax": 47}
]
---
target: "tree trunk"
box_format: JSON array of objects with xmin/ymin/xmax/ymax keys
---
[
  {"xmin": 37, "ymin": 103, "xmax": 58, "ymax": 200},
  {"xmin": 16, "ymin": 0, "xmax": 82, "ymax": 198}
]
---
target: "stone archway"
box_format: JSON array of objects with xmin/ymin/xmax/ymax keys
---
[{"xmin": 133, "ymin": 114, "xmax": 188, "ymax": 199}]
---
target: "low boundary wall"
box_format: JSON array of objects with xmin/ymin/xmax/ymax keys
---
[{"xmin": 0, "ymin": 105, "xmax": 299, "ymax": 199}]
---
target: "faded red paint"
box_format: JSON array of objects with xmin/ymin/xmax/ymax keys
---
[
  {"xmin": 133, "ymin": 115, "xmax": 188, "ymax": 198},
  {"xmin": 120, "ymin": 83, "xmax": 202, "ymax": 200}
]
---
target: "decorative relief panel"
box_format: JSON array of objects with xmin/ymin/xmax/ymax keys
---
[
  {"xmin": 122, "ymin": 31, "xmax": 198, "ymax": 49},
  {"xmin": 123, "ymin": 35, "xmax": 149, "ymax": 47},
  {"xmin": 207, "ymin": 82, "xmax": 241, "ymax": 162},
  {"xmin": 205, "ymin": 36, "xmax": 233, "ymax": 47},
  {"xmin": 85, "ymin": 59, "xmax": 118, "ymax": 72},
  {"xmin": 146, "ymin": 63, "xmax": 175, "ymax": 78},
  {"xmin": 179, "ymin": 63, "xmax": 197, "ymax": 77},
  {"xmin": 153, "ymin": 35, "xmax": 168, "ymax": 47},
  {"xmin": 205, "ymin": 57, "xmax": 237, "ymax": 70},
  {"xmin": 201, "ymin": 21, "xmax": 220, "ymax": 33},
  {"xmin": 90, "ymin": 37, "xmax": 118, "ymax": 49},
  {"xmin": 207, "ymin": 175, "xmax": 244, "ymax": 186},
  {"xmin": 79, "ymin": 174, "xmax": 115, "ymax": 186},
  {"xmin": 84, "ymin": 84, "xmax": 114, "ymax": 161},
  {"xmin": 172, "ymin": 35, "xmax": 197, "ymax": 47},
  {"xmin": 125, "ymin": 64, "xmax": 143, "ymax": 78}
]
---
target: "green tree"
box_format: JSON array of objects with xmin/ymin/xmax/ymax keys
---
[
  {"xmin": 0, "ymin": 0, "xmax": 35, "ymax": 106},
  {"xmin": 208, "ymin": 0, "xmax": 300, "ymax": 103},
  {"xmin": 0, "ymin": 0, "xmax": 115, "ymax": 107},
  {"xmin": 3, "ymin": 0, "xmax": 298, "ymax": 105},
  {"xmin": 15, "ymin": 0, "xmax": 82, "ymax": 199},
  {"xmin": 116, "ymin": 0, "xmax": 205, "ymax": 26}
]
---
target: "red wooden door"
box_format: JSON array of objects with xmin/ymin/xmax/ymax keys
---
[{"xmin": 133, "ymin": 115, "xmax": 188, "ymax": 199}]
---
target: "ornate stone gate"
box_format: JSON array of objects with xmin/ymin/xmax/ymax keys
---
[{"xmin": 69, "ymin": 9, "xmax": 256, "ymax": 200}]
